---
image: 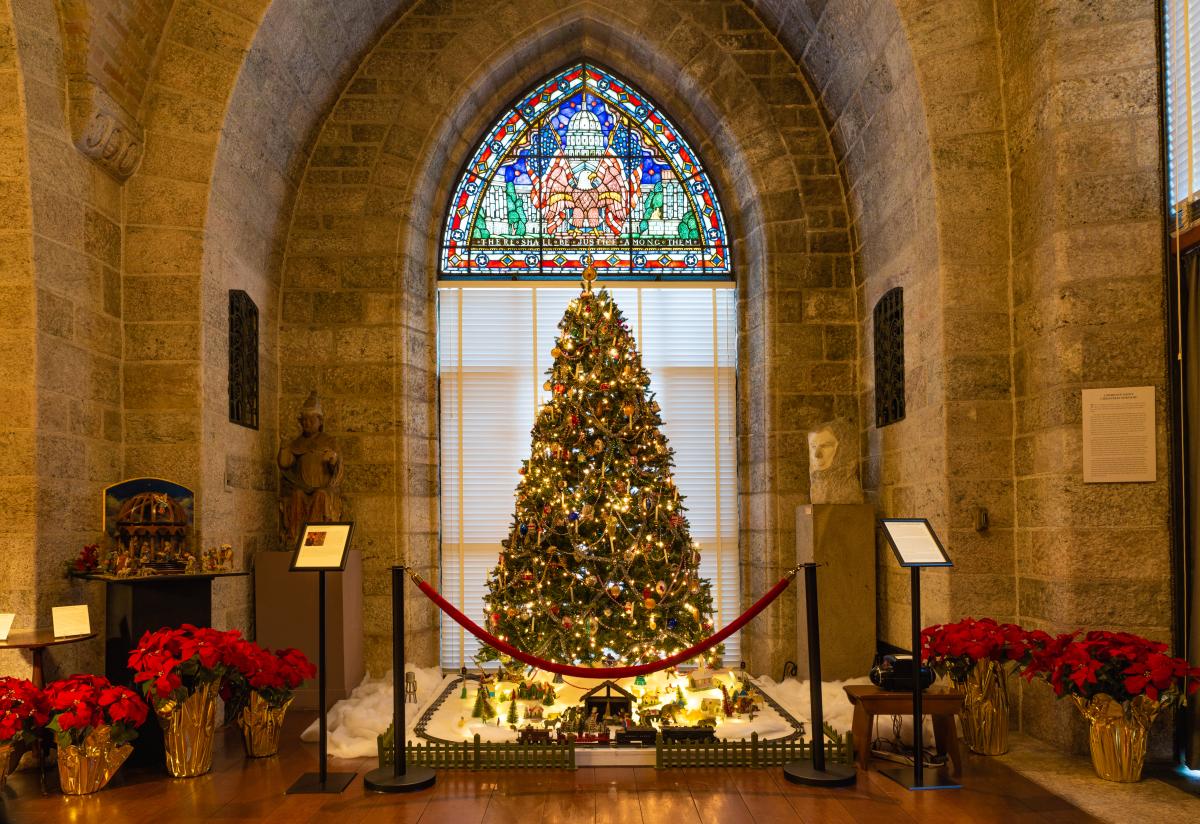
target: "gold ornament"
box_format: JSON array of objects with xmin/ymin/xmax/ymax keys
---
[
  {"xmin": 238, "ymin": 692, "xmax": 293, "ymax": 758},
  {"xmin": 57, "ymin": 726, "xmax": 132, "ymax": 795},
  {"xmin": 655, "ymin": 580, "xmax": 667, "ymax": 596},
  {"xmin": 551, "ymin": 348, "xmax": 562, "ymax": 358},
  {"xmin": 643, "ymin": 597, "xmax": 657, "ymax": 609},
  {"xmin": 158, "ymin": 680, "xmax": 219, "ymax": 778},
  {"xmin": 608, "ymin": 584, "xmax": 621, "ymax": 597},
  {"xmin": 623, "ymin": 403, "xmax": 635, "ymax": 416}
]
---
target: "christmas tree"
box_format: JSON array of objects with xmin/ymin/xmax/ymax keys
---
[
  {"xmin": 472, "ymin": 685, "xmax": 495, "ymax": 720},
  {"xmin": 481, "ymin": 268, "xmax": 716, "ymax": 666}
]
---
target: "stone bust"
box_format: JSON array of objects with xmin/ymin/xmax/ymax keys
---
[
  {"xmin": 278, "ymin": 391, "xmax": 344, "ymax": 547},
  {"xmin": 807, "ymin": 418, "xmax": 864, "ymax": 505}
]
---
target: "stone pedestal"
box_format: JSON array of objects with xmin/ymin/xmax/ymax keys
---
[
  {"xmin": 254, "ymin": 550, "xmax": 363, "ymax": 710},
  {"xmin": 795, "ymin": 503, "xmax": 876, "ymax": 681}
]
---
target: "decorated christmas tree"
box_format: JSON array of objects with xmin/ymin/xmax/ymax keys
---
[{"xmin": 481, "ymin": 268, "xmax": 716, "ymax": 666}]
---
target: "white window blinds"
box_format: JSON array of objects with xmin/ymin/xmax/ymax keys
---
[
  {"xmin": 438, "ymin": 285, "xmax": 739, "ymax": 669},
  {"xmin": 1168, "ymin": 0, "xmax": 1200, "ymax": 210}
]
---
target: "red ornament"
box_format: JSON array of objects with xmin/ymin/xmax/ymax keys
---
[
  {"xmin": 570, "ymin": 414, "xmax": 580, "ymax": 427},
  {"xmin": 562, "ymin": 618, "xmax": 574, "ymax": 630},
  {"xmin": 599, "ymin": 382, "xmax": 610, "ymax": 391},
  {"xmin": 491, "ymin": 613, "xmax": 501, "ymax": 626},
  {"xmin": 549, "ymin": 605, "xmax": 561, "ymax": 617},
  {"xmin": 554, "ymin": 383, "xmax": 566, "ymax": 394},
  {"xmin": 522, "ymin": 572, "xmax": 534, "ymax": 582}
]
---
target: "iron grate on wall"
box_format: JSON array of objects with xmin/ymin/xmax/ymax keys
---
[
  {"xmin": 228, "ymin": 289, "xmax": 259, "ymax": 430},
  {"xmin": 873, "ymin": 286, "xmax": 905, "ymax": 427}
]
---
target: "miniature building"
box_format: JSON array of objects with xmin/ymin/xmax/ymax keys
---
[
  {"xmin": 688, "ymin": 667, "xmax": 716, "ymax": 690},
  {"xmin": 580, "ymin": 680, "xmax": 635, "ymax": 721},
  {"xmin": 111, "ymin": 490, "xmax": 191, "ymax": 574}
]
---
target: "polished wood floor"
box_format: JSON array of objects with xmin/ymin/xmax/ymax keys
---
[{"xmin": 0, "ymin": 711, "xmax": 1100, "ymax": 824}]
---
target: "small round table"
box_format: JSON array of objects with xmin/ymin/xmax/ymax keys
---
[
  {"xmin": 0, "ymin": 629, "xmax": 98, "ymax": 688},
  {"xmin": 0, "ymin": 629, "xmax": 98, "ymax": 791}
]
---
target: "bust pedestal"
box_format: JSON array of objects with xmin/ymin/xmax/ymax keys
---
[
  {"xmin": 254, "ymin": 550, "xmax": 363, "ymax": 710},
  {"xmin": 795, "ymin": 503, "xmax": 876, "ymax": 681}
]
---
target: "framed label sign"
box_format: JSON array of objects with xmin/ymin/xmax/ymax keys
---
[
  {"xmin": 52, "ymin": 604, "xmax": 92, "ymax": 638},
  {"xmin": 879, "ymin": 518, "xmax": 952, "ymax": 568},
  {"xmin": 290, "ymin": 522, "xmax": 354, "ymax": 572}
]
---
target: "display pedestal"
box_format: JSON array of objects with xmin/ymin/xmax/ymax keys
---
[
  {"xmin": 255, "ymin": 550, "xmax": 363, "ymax": 710},
  {"xmin": 76, "ymin": 571, "xmax": 247, "ymax": 767},
  {"xmin": 795, "ymin": 504, "xmax": 875, "ymax": 680}
]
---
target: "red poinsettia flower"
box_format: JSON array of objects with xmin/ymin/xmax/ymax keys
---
[
  {"xmin": 224, "ymin": 641, "xmax": 315, "ymax": 709},
  {"xmin": 127, "ymin": 624, "xmax": 242, "ymax": 708},
  {"xmin": 0, "ymin": 677, "xmax": 46, "ymax": 746},
  {"xmin": 43, "ymin": 675, "xmax": 147, "ymax": 748}
]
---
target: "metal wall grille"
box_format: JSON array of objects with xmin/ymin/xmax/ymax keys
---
[
  {"xmin": 873, "ymin": 287, "xmax": 905, "ymax": 427},
  {"xmin": 228, "ymin": 290, "xmax": 259, "ymax": 429}
]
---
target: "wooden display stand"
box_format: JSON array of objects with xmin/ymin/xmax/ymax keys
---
[
  {"xmin": 254, "ymin": 549, "xmax": 363, "ymax": 710},
  {"xmin": 795, "ymin": 503, "xmax": 876, "ymax": 680},
  {"xmin": 844, "ymin": 684, "xmax": 964, "ymax": 776}
]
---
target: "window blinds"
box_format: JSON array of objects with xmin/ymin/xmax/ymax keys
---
[
  {"xmin": 438, "ymin": 285, "xmax": 740, "ymax": 669},
  {"xmin": 1168, "ymin": 0, "xmax": 1200, "ymax": 210}
]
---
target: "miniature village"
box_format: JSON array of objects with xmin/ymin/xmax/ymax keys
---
[{"xmin": 428, "ymin": 664, "xmax": 795, "ymax": 748}]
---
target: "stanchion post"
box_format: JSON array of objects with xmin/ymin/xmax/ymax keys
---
[
  {"xmin": 364, "ymin": 566, "xmax": 436, "ymax": 792},
  {"xmin": 782, "ymin": 562, "xmax": 856, "ymax": 787}
]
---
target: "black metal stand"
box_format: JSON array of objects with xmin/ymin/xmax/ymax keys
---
[
  {"xmin": 288, "ymin": 569, "xmax": 356, "ymax": 794},
  {"xmin": 880, "ymin": 566, "xmax": 960, "ymax": 791},
  {"xmin": 782, "ymin": 563, "xmax": 857, "ymax": 787},
  {"xmin": 364, "ymin": 566, "xmax": 437, "ymax": 792}
]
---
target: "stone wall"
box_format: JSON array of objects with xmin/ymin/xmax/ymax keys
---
[
  {"xmin": 0, "ymin": 0, "xmax": 40, "ymax": 676},
  {"xmin": 998, "ymin": 0, "xmax": 1169, "ymax": 749}
]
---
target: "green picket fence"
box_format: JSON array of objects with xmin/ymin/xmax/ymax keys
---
[
  {"xmin": 379, "ymin": 726, "xmax": 850, "ymax": 772},
  {"xmin": 654, "ymin": 730, "xmax": 854, "ymax": 769},
  {"xmin": 379, "ymin": 726, "xmax": 577, "ymax": 771}
]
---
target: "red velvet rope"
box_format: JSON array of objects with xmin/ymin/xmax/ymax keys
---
[{"xmin": 410, "ymin": 571, "xmax": 795, "ymax": 678}]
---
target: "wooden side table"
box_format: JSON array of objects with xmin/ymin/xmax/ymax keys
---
[
  {"xmin": 843, "ymin": 683, "xmax": 965, "ymax": 776},
  {"xmin": 0, "ymin": 629, "xmax": 98, "ymax": 791}
]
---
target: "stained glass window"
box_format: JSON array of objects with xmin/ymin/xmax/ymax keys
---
[{"xmin": 441, "ymin": 64, "xmax": 730, "ymax": 278}]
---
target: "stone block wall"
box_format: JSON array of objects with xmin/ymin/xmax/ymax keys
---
[{"xmin": 998, "ymin": 0, "xmax": 1170, "ymax": 749}]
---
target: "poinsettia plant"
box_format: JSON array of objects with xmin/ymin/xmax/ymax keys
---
[
  {"xmin": 43, "ymin": 674, "xmax": 147, "ymax": 748},
  {"xmin": 1023, "ymin": 629, "xmax": 1200, "ymax": 707},
  {"xmin": 127, "ymin": 624, "xmax": 242, "ymax": 708},
  {"xmin": 0, "ymin": 676, "xmax": 47, "ymax": 746},
  {"xmin": 224, "ymin": 639, "xmax": 314, "ymax": 709},
  {"xmin": 920, "ymin": 617, "xmax": 1041, "ymax": 682}
]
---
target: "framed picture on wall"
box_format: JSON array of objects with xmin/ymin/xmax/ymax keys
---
[{"xmin": 290, "ymin": 522, "xmax": 354, "ymax": 572}]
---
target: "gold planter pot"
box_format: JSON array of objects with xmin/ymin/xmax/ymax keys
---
[
  {"xmin": 0, "ymin": 740, "xmax": 18, "ymax": 790},
  {"xmin": 237, "ymin": 693, "xmax": 293, "ymax": 758},
  {"xmin": 959, "ymin": 660, "xmax": 1010, "ymax": 755},
  {"xmin": 157, "ymin": 680, "xmax": 219, "ymax": 778},
  {"xmin": 57, "ymin": 726, "xmax": 132, "ymax": 795},
  {"xmin": 1072, "ymin": 693, "xmax": 1161, "ymax": 783}
]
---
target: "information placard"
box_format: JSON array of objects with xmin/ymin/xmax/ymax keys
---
[
  {"xmin": 0, "ymin": 613, "xmax": 13, "ymax": 641},
  {"xmin": 51, "ymin": 604, "xmax": 91, "ymax": 638},
  {"xmin": 290, "ymin": 522, "xmax": 354, "ymax": 571},
  {"xmin": 879, "ymin": 519, "xmax": 952, "ymax": 568},
  {"xmin": 1082, "ymin": 387, "xmax": 1156, "ymax": 483}
]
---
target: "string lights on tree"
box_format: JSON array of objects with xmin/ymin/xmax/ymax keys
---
[{"xmin": 480, "ymin": 266, "xmax": 717, "ymax": 668}]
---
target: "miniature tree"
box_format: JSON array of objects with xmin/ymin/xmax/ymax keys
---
[
  {"xmin": 481, "ymin": 270, "xmax": 717, "ymax": 666},
  {"xmin": 542, "ymin": 686, "xmax": 556, "ymax": 707},
  {"xmin": 472, "ymin": 685, "xmax": 495, "ymax": 720},
  {"xmin": 507, "ymin": 699, "xmax": 518, "ymax": 727}
]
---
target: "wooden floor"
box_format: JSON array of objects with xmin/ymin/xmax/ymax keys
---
[{"xmin": 0, "ymin": 712, "xmax": 1101, "ymax": 824}]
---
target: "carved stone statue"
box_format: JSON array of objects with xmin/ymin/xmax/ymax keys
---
[
  {"xmin": 278, "ymin": 391, "xmax": 344, "ymax": 547},
  {"xmin": 807, "ymin": 418, "xmax": 864, "ymax": 505}
]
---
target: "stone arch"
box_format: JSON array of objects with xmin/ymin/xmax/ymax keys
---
[{"xmin": 278, "ymin": 0, "xmax": 857, "ymax": 673}]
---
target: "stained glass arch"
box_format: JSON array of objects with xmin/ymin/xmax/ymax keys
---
[{"xmin": 441, "ymin": 63, "xmax": 730, "ymax": 279}]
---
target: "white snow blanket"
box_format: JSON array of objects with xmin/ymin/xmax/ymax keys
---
[{"xmin": 300, "ymin": 666, "xmax": 920, "ymax": 759}]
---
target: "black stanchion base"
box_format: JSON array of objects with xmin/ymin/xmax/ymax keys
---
[
  {"xmin": 782, "ymin": 761, "xmax": 857, "ymax": 787},
  {"xmin": 363, "ymin": 765, "xmax": 437, "ymax": 793},
  {"xmin": 879, "ymin": 766, "xmax": 961, "ymax": 791},
  {"xmin": 286, "ymin": 771, "xmax": 357, "ymax": 794}
]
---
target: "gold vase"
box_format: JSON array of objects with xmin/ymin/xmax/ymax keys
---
[
  {"xmin": 959, "ymin": 660, "xmax": 1010, "ymax": 755},
  {"xmin": 1072, "ymin": 693, "xmax": 1161, "ymax": 782},
  {"xmin": 57, "ymin": 726, "xmax": 132, "ymax": 795},
  {"xmin": 237, "ymin": 692, "xmax": 292, "ymax": 758},
  {"xmin": 157, "ymin": 680, "xmax": 219, "ymax": 778},
  {"xmin": 0, "ymin": 741, "xmax": 16, "ymax": 790}
]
